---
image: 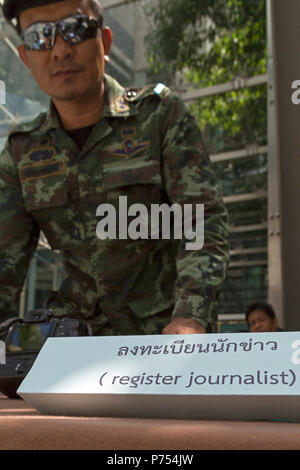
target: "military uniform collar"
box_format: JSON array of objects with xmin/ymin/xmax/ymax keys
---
[
  {"xmin": 102, "ymin": 74, "xmax": 138, "ymax": 118},
  {"xmin": 39, "ymin": 102, "xmax": 61, "ymax": 134},
  {"xmin": 39, "ymin": 74, "xmax": 137, "ymax": 134}
]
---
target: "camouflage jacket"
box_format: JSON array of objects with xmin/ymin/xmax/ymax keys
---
[{"xmin": 0, "ymin": 74, "xmax": 229, "ymax": 333}]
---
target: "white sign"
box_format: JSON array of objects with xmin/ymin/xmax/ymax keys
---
[{"xmin": 17, "ymin": 332, "xmax": 300, "ymax": 421}]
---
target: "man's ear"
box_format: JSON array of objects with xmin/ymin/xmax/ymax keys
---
[
  {"xmin": 101, "ymin": 26, "xmax": 113, "ymax": 62},
  {"xmin": 18, "ymin": 44, "xmax": 30, "ymax": 70}
]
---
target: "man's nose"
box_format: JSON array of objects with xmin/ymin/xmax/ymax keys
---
[{"xmin": 50, "ymin": 32, "xmax": 74, "ymax": 60}]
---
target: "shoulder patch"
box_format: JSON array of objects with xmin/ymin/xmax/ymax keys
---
[
  {"xmin": 125, "ymin": 83, "xmax": 171, "ymax": 103},
  {"xmin": 154, "ymin": 83, "xmax": 166, "ymax": 95},
  {"xmin": 153, "ymin": 83, "xmax": 171, "ymax": 100}
]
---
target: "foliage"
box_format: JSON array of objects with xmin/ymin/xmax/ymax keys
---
[
  {"xmin": 145, "ymin": 0, "xmax": 267, "ymax": 152},
  {"xmin": 145, "ymin": 0, "xmax": 269, "ymax": 313}
]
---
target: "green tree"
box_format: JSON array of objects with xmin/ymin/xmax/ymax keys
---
[
  {"xmin": 145, "ymin": 0, "xmax": 267, "ymax": 152},
  {"xmin": 145, "ymin": 0, "xmax": 268, "ymax": 315}
]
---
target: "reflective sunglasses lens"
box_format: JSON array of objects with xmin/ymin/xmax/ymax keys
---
[
  {"xmin": 59, "ymin": 16, "xmax": 99, "ymax": 45},
  {"xmin": 43, "ymin": 23, "xmax": 53, "ymax": 38},
  {"xmin": 59, "ymin": 18, "xmax": 83, "ymax": 45},
  {"xmin": 23, "ymin": 23, "xmax": 54, "ymax": 50},
  {"xmin": 22, "ymin": 16, "xmax": 99, "ymax": 50}
]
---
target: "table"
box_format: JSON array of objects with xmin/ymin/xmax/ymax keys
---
[{"xmin": 1, "ymin": 394, "xmax": 300, "ymax": 450}]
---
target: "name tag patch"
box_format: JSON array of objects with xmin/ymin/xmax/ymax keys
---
[{"xmin": 19, "ymin": 161, "xmax": 66, "ymax": 183}]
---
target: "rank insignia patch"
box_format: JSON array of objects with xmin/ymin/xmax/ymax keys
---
[
  {"xmin": 110, "ymin": 128, "xmax": 150, "ymax": 158},
  {"xmin": 27, "ymin": 143, "xmax": 56, "ymax": 164},
  {"xmin": 114, "ymin": 96, "xmax": 130, "ymax": 114}
]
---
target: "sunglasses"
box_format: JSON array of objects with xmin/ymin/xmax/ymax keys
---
[{"xmin": 21, "ymin": 14, "xmax": 101, "ymax": 51}]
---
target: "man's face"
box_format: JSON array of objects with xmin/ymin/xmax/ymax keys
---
[
  {"xmin": 248, "ymin": 309, "xmax": 278, "ymax": 333},
  {"xmin": 17, "ymin": 0, "xmax": 112, "ymax": 102}
]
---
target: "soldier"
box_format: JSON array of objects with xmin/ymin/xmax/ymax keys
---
[{"xmin": 0, "ymin": 0, "xmax": 229, "ymax": 336}]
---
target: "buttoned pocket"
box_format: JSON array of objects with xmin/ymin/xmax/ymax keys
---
[
  {"xmin": 19, "ymin": 162, "xmax": 87, "ymax": 249},
  {"xmin": 103, "ymin": 159, "xmax": 162, "ymax": 206},
  {"xmin": 19, "ymin": 161, "xmax": 68, "ymax": 212}
]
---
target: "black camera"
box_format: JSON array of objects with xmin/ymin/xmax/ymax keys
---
[{"xmin": 0, "ymin": 309, "xmax": 92, "ymax": 399}]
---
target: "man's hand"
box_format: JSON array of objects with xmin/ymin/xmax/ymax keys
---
[{"xmin": 161, "ymin": 317, "xmax": 206, "ymax": 335}]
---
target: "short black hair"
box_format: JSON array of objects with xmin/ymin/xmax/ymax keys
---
[
  {"xmin": 15, "ymin": 0, "xmax": 103, "ymax": 35},
  {"xmin": 245, "ymin": 302, "xmax": 276, "ymax": 323}
]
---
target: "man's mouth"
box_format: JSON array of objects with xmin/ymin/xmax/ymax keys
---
[{"xmin": 53, "ymin": 69, "xmax": 81, "ymax": 77}]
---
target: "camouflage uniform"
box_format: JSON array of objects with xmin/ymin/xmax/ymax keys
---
[{"xmin": 0, "ymin": 74, "xmax": 229, "ymax": 335}]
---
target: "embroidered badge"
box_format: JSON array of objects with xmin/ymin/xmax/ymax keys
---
[
  {"xmin": 153, "ymin": 83, "xmax": 169, "ymax": 99},
  {"xmin": 114, "ymin": 96, "xmax": 130, "ymax": 114},
  {"xmin": 19, "ymin": 161, "xmax": 66, "ymax": 183},
  {"xmin": 26, "ymin": 139, "xmax": 56, "ymax": 164},
  {"xmin": 110, "ymin": 128, "xmax": 150, "ymax": 158},
  {"xmin": 154, "ymin": 83, "xmax": 166, "ymax": 95}
]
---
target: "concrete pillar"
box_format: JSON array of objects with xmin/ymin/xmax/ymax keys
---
[{"xmin": 267, "ymin": 0, "xmax": 300, "ymax": 330}]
